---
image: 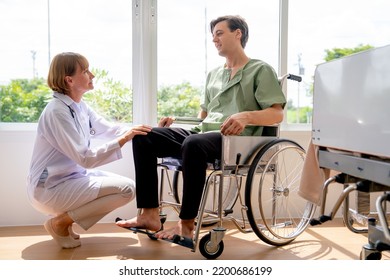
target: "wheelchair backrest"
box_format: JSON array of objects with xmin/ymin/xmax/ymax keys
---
[{"xmin": 221, "ymin": 135, "xmax": 276, "ymax": 167}]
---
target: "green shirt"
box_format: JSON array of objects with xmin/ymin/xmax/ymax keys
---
[{"xmin": 193, "ymin": 59, "xmax": 286, "ymax": 136}]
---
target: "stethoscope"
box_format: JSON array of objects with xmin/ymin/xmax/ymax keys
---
[
  {"xmin": 66, "ymin": 105, "xmax": 95, "ymax": 135},
  {"xmin": 54, "ymin": 96, "xmax": 95, "ymax": 135}
]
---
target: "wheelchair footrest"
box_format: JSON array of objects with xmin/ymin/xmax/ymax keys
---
[
  {"xmin": 115, "ymin": 217, "xmax": 194, "ymax": 249},
  {"xmin": 163, "ymin": 235, "xmax": 194, "ymax": 249},
  {"xmin": 309, "ymin": 218, "xmax": 322, "ymax": 226},
  {"xmin": 310, "ymin": 215, "xmax": 332, "ymax": 226}
]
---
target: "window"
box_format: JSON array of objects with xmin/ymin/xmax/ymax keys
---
[
  {"xmin": 288, "ymin": 0, "xmax": 390, "ymax": 124},
  {"xmin": 157, "ymin": 0, "xmax": 279, "ymax": 119},
  {"xmin": 4, "ymin": 1, "xmax": 388, "ymax": 126},
  {"xmin": 0, "ymin": 0, "xmax": 132, "ymax": 123}
]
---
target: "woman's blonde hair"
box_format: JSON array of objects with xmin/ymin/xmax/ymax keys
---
[{"xmin": 47, "ymin": 52, "xmax": 89, "ymax": 95}]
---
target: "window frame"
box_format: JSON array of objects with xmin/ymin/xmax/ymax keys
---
[
  {"xmin": 0, "ymin": 0, "xmax": 309, "ymax": 132},
  {"xmin": 132, "ymin": 0, "xmax": 307, "ymax": 131}
]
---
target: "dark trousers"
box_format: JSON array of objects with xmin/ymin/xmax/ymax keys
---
[{"xmin": 132, "ymin": 127, "xmax": 222, "ymax": 219}]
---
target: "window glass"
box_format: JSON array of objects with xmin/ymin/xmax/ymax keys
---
[
  {"xmin": 0, "ymin": 0, "xmax": 132, "ymax": 123},
  {"xmin": 288, "ymin": 0, "xmax": 390, "ymax": 124},
  {"xmin": 157, "ymin": 0, "xmax": 279, "ymax": 119}
]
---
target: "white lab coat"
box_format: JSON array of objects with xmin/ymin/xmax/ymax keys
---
[{"xmin": 27, "ymin": 92, "xmax": 129, "ymax": 214}]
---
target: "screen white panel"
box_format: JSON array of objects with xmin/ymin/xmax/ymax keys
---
[{"xmin": 312, "ymin": 45, "xmax": 390, "ymax": 158}]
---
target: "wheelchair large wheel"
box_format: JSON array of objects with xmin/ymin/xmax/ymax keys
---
[{"xmin": 245, "ymin": 139, "xmax": 316, "ymax": 246}]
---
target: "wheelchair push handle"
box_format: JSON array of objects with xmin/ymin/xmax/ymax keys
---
[{"xmin": 287, "ymin": 74, "xmax": 302, "ymax": 82}]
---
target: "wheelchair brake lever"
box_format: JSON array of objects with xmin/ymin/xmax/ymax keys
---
[
  {"xmin": 235, "ymin": 153, "xmax": 242, "ymax": 165},
  {"xmin": 233, "ymin": 153, "xmax": 242, "ymax": 174}
]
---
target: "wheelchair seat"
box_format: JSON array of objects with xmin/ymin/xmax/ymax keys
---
[{"xmin": 159, "ymin": 125, "xmax": 278, "ymax": 171}]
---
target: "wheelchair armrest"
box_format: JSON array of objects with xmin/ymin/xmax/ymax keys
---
[
  {"xmin": 174, "ymin": 117, "xmax": 203, "ymax": 125},
  {"xmin": 261, "ymin": 125, "xmax": 278, "ymax": 137},
  {"xmin": 246, "ymin": 124, "xmax": 279, "ymax": 137}
]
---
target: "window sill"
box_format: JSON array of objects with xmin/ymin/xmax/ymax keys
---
[
  {"xmin": 0, "ymin": 122, "xmax": 312, "ymax": 133},
  {"xmin": 0, "ymin": 122, "xmax": 38, "ymax": 132},
  {"xmin": 280, "ymin": 123, "xmax": 312, "ymax": 132}
]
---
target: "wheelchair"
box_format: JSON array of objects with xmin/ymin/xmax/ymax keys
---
[
  {"xmin": 310, "ymin": 149, "xmax": 390, "ymax": 260},
  {"xmin": 156, "ymin": 74, "xmax": 316, "ymax": 259}
]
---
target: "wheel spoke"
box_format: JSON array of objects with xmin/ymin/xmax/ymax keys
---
[{"xmin": 245, "ymin": 139, "xmax": 316, "ymax": 246}]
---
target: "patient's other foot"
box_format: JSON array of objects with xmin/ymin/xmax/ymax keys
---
[
  {"xmin": 154, "ymin": 219, "xmax": 195, "ymax": 240},
  {"xmin": 116, "ymin": 208, "xmax": 161, "ymax": 232}
]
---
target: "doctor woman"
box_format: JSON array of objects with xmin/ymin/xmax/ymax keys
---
[{"xmin": 27, "ymin": 52, "xmax": 152, "ymax": 249}]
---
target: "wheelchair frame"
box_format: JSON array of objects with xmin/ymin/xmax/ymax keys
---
[
  {"xmin": 310, "ymin": 149, "xmax": 390, "ymax": 260},
  {"xmin": 156, "ymin": 74, "xmax": 316, "ymax": 259}
]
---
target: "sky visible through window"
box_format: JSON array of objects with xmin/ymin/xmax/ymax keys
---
[
  {"xmin": 1, "ymin": 0, "xmax": 389, "ymax": 119},
  {"xmin": 1, "ymin": 0, "xmax": 388, "ymax": 84}
]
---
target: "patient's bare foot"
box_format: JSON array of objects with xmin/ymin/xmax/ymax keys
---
[
  {"xmin": 116, "ymin": 208, "xmax": 161, "ymax": 232},
  {"xmin": 155, "ymin": 219, "xmax": 195, "ymax": 240}
]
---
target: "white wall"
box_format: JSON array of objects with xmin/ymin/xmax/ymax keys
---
[
  {"xmin": 0, "ymin": 127, "xmax": 345, "ymax": 227},
  {"xmin": 0, "ymin": 126, "xmax": 138, "ymax": 227}
]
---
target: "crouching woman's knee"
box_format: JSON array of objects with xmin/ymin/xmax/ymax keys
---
[{"xmin": 119, "ymin": 179, "xmax": 136, "ymax": 201}]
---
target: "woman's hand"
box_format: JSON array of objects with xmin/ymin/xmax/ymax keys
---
[
  {"xmin": 158, "ymin": 116, "xmax": 175, "ymax": 127},
  {"xmin": 127, "ymin": 124, "xmax": 153, "ymax": 139},
  {"xmin": 118, "ymin": 124, "xmax": 152, "ymax": 147}
]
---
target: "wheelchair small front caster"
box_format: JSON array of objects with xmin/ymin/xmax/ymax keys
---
[
  {"xmin": 199, "ymin": 233, "xmax": 224, "ymax": 259},
  {"xmin": 360, "ymin": 244, "xmax": 382, "ymax": 260}
]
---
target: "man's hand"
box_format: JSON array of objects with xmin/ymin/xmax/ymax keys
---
[
  {"xmin": 220, "ymin": 112, "xmax": 248, "ymax": 135},
  {"xmin": 158, "ymin": 116, "xmax": 175, "ymax": 127}
]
